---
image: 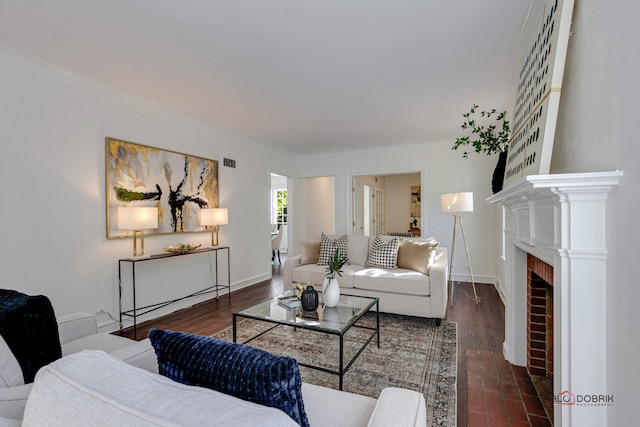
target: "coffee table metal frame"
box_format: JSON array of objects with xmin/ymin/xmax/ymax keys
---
[{"xmin": 232, "ymin": 292, "xmax": 379, "ymax": 390}]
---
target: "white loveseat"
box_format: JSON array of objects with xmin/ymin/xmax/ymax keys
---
[
  {"xmin": 3, "ymin": 350, "xmax": 427, "ymax": 427},
  {"xmin": 284, "ymin": 235, "xmax": 448, "ymax": 324}
]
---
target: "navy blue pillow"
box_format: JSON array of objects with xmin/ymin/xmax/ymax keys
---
[
  {"xmin": 0, "ymin": 289, "xmax": 62, "ymax": 383},
  {"xmin": 148, "ymin": 329, "xmax": 309, "ymax": 427}
]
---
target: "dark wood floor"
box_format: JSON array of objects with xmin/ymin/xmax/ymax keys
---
[{"xmin": 117, "ymin": 260, "xmax": 545, "ymax": 426}]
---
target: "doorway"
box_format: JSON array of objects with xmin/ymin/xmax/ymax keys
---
[
  {"xmin": 351, "ymin": 172, "xmax": 421, "ymax": 236},
  {"xmin": 270, "ymin": 173, "xmax": 288, "ymax": 257}
]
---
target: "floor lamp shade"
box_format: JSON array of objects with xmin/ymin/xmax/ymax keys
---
[
  {"xmin": 200, "ymin": 208, "xmax": 228, "ymax": 246},
  {"xmin": 440, "ymin": 192, "xmax": 474, "ymax": 213},
  {"xmin": 117, "ymin": 206, "xmax": 158, "ymax": 258}
]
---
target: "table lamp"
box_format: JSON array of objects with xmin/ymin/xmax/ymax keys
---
[
  {"xmin": 117, "ymin": 206, "xmax": 158, "ymax": 259},
  {"xmin": 200, "ymin": 208, "xmax": 228, "ymax": 246}
]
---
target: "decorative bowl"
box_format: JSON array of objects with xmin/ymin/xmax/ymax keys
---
[{"xmin": 163, "ymin": 243, "xmax": 202, "ymax": 255}]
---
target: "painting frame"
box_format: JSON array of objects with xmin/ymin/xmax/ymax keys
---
[{"xmin": 105, "ymin": 137, "xmax": 219, "ymax": 239}]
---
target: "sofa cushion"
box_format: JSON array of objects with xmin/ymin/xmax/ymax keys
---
[
  {"xmin": 0, "ymin": 290, "xmax": 62, "ymax": 384},
  {"xmin": 347, "ymin": 235, "xmax": 370, "ymax": 267},
  {"xmin": 365, "ymin": 236, "xmax": 399, "ymax": 269},
  {"xmin": 291, "ymin": 264, "xmax": 356, "ymax": 288},
  {"xmin": 22, "ymin": 350, "xmax": 299, "ymax": 427},
  {"xmin": 354, "ymin": 268, "xmax": 431, "ymax": 297},
  {"xmin": 397, "ymin": 238, "xmax": 440, "ymax": 275},
  {"xmin": 299, "ymin": 240, "xmax": 321, "ymax": 265},
  {"xmin": 148, "ymin": 329, "xmax": 309, "ymax": 427},
  {"xmin": 317, "ymin": 233, "xmax": 348, "ymax": 266}
]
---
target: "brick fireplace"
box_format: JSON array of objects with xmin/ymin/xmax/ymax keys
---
[
  {"xmin": 527, "ymin": 255, "xmax": 553, "ymax": 378},
  {"xmin": 488, "ymin": 171, "xmax": 622, "ymax": 427}
]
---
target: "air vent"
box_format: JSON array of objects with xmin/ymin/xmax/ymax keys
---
[{"xmin": 223, "ymin": 158, "xmax": 236, "ymax": 168}]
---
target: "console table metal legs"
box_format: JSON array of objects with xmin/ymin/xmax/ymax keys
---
[{"xmin": 119, "ymin": 247, "xmax": 231, "ymax": 339}]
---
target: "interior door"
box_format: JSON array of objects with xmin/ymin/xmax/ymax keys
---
[
  {"xmin": 363, "ymin": 185, "xmax": 374, "ymax": 236},
  {"xmin": 352, "ymin": 180, "xmax": 363, "ymax": 235},
  {"xmin": 375, "ymin": 187, "xmax": 385, "ymax": 235}
]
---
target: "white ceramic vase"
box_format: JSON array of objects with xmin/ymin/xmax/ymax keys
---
[
  {"xmin": 323, "ymin": 277, "xmax": 340, "ymax": 307},
  {"xmin": 322, "ymin": 277, "xmax": 330, "ymax": 294},
  {"xmin": 322, "ymin": 306, "xmax": 340, "ymax": 323}
]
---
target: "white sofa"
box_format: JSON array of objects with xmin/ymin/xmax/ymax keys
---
[
  {"xmin": 0, "ymin": 312, "xmax": 156, "ymax": 421},
  {"xmin": 284, "ymin": 235, "xmax": 448, "ymax": 324},
  {"xmin": 3, "ymin": 350, "xmax": 427, "ymax": 427}
]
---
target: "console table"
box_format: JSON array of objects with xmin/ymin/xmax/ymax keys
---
[{"xmin": 118, "ymin": 247, "xmax": 230, "ymax": 338}]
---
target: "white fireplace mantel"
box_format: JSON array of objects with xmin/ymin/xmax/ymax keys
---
[{"xmin": 487, "ymin": 170, "xmax": 623, "ymax": 427}]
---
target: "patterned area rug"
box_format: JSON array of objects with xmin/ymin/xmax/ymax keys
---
[{"xmin": 214, "ymin": 313, "xmax": 457, "ymax": 427}]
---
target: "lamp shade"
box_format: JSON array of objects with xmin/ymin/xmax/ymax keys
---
[
  {"xmin": 440, "ymin": 192, "xmax": 474, "ymax": 213},
  {"xmin": 117, "ymin": 206, "xmax": 158, "ymax": 230},
  {"xmin": 200, "ymin": 208, "xmax": 228, "ymax": 226}
]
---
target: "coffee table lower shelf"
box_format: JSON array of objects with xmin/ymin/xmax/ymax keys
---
[{"xmin": 232, "ymin": 296, "xmax": 379, "ymax": 391}]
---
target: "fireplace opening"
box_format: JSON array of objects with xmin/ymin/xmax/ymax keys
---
[
  {"xmin": 528, "ymin": 270, "xmax": 553, "ymax": 376},
  {"xmin": 527, "ymin": 254, "xmax": 554, "ymax": 421},
  {"xmin": 527, "ymin": 254, "xmax": 553, "ymax": 376}
]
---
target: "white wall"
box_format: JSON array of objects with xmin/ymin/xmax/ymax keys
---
[
  {"xmin": 546, "ymin": 1, "xmax": 640, "ymax": 424},
  {"xmin": 295, "ymin": 143, "xmax": 499, "ymax": 283},
  {"xmin": 292, "ymin": 176, "xmax": 335, "ymax": 254},
  {"xmin": 0, "ymin": 48, "xmax": 296, "ymax": 327}
]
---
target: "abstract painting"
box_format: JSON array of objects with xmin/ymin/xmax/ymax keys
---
[
  {"xmin": 410, "ymin": 185, "xmax": 421, "ymax": 228},
  {"xmin": 106, "ymin": 137, "xmax": 218, "ymax": 238}
]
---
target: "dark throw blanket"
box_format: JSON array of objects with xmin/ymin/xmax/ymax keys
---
[{"xmin": 0, "ymin": 289, "xmax": 62, "ymax": 383}]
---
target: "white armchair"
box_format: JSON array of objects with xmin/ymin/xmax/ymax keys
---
[
  {"xmin": 0, "ymin": 312, "xmax": 157, "ymax": 421},
  {"xmin": 271, "ymin": 226, "xmax": 284, "ymax": 264}
]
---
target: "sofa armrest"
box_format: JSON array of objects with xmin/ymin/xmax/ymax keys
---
[
  {"xmin": 109, "ymin": 338, "xmax": 158, "ymax": 374},
  {"xmin": 367, "ymin": 387, "xmax": 426, "ymax": 427},
  {"xmin": 427, "ymin": 248, "xmax": 449, "ymax": 319},
  {"xmin": 57, "ymin": 312, "xmax": 98, "ymax": 345},
  {"xmin": 283, "ymin": 255, "xmax": 302, "ymax": 290},
  {"xmin": 0, "ymin": 383, "xmax": 33, "ymax": 421}
]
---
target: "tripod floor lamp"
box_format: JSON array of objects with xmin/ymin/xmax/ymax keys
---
[{"xmin": 440, "ymin": 192, "xmax": 479, "ymax": 305}]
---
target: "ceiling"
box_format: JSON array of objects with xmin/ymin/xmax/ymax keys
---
[{"xmin": 0, "ymin": 0, "xmax": 532, "ymax": 155}]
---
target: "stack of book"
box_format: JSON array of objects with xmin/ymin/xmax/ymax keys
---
[{"xmin": 277, "ymin": 295, "xmax": 301, "ymax": 309}]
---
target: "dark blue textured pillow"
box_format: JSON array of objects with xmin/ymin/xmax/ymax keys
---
[
  {"xmin": 148, "ymin": 329, "xmax": 309, "ymax": 427},
  {"xmin": 0, "ymin": 289, "xmax": 62, "ymax": 383}
]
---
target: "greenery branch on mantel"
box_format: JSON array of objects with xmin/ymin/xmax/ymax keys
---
[{"xmin": 452, "ymin": 104, "xmax": 510, "ymax": 157}]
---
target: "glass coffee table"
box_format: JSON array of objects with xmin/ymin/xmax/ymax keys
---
[{"xmin": 233, "ymin": 290, "xmax": 379, "ymax": 390}]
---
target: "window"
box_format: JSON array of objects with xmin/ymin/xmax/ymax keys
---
[{"xmin": 272, "ymin": 189, "xmax": 287, "ymax": 225}]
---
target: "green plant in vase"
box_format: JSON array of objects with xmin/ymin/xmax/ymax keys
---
[
  {"xmin": 323, "ymin": 248, "xmax": 348, "ymax": 307},
  {"xmin": 324, "ymin": 248, "xmax": 348, "ymax": 280},
  {"xmin": 452, "ymin": 104, "xmax": 511, "ymax": 193}
]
